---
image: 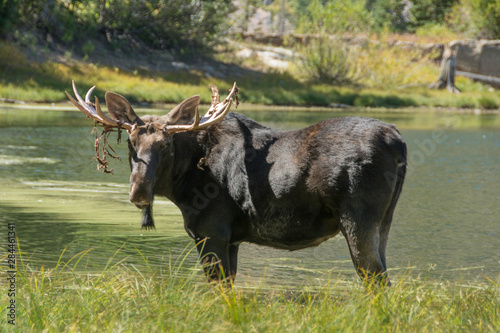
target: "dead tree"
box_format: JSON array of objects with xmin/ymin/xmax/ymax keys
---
[{"xmin": 429, "ymin": 45, "xmax": 460, "ymax": 93}]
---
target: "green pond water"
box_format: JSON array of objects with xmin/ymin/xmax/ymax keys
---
[{"xmin": 1, "ymin": 107, "xmax": 499, "ymax": 287}]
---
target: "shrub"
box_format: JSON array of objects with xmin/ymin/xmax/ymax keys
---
[
  {"xmin": 3, "ymin": 0, "xmax": 235, "ymax": 54},
  {"xmin": 477, "ymin": 95, "xmax": 499, "ymax": 109},
  {"xmin": 447, "ymin": 0, "xmax": 500, "ymax": 39},
  {"xmin": 81, "ymin": 41, "xmax": 95, "ymax": 59},
  {"xmin": 296, "ymin": 0, "xmax": 372, "ymax": 34},
  {"xmin": 294, "ymin": 0, "xmax": 371, "ymax": 85},
  {"xmin": 366, "ymin": 0, "xmax": 410, "ymax": 32},
  {"xmin": 297, "ymin": 36, "xmax": 356, "ymax": 85}
]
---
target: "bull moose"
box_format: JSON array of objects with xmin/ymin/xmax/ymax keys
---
[{"xmin": 67, "ymin": 81, "xmax": 407, "ymax": 285}]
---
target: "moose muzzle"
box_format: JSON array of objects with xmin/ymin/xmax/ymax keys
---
[{"xmin": 129, "ymin": 174, "xmax": 154, "ymax": 209}]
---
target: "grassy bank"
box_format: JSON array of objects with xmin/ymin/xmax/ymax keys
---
[
  {"xmin": 1, "ymin": 41, "xmax": 500, "ymax": 110},
  {"xmin": 3, "ymin": 247, "xmax": 499, "ymax": 332}
]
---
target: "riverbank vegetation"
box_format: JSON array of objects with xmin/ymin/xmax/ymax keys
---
[
  {"xmin": 5, "ymin": 247, "xmax": 499, "ymax": 332},
  {"xmin": 1, "ymin": 1, "xmax": 500, "ymax": 109},
  {"xmin": 1, "ymin": 40, "xmax": 500, "ymax": 110}
]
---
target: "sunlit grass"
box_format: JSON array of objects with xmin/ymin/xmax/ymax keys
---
[
  {"xmin": 1, "ymin": 41, "xmax": 500, "ymax": 109},
  {"xmin": 3, "ymin": 243, "xmax": 499, "ymax": 332}
]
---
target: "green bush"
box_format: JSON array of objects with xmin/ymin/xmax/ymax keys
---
[
  {"xmin": 294, "ymin": 0, "xmax": 370, "ymax": 85},
  {"xmin": 2, "ymin": 0, "xmax": 235, "ymax": 54},
  {"xmin": 477, "ymin": 95, "xmax": 499, "ymax": 109},
  {"xmin": 297, "ymin": 0, "xmax": 372, "ymax": 34},
  {"xmin": 365, "ymin": 0, "xmax": 459, "ymax": 33},
  {"xmin": 297, "ymin": 36, "xmax": 356, "ymax": 85},
  {"xmin": 366, "ymin": 0, "xmax": 409, "ymax": 32},
  {"xmin": 448, "ymin": 0, "xmax": 500, "ymax": 38},
  {"xmin": 409, "ymin": 0, "xmax": 458, "ymax": 31},
  {"xmin": 81, "ymin": 40, "xmax": 95, "ymax": 59}
]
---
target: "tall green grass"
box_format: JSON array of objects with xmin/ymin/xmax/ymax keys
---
[{"xmin": 3, "ymin": 243, "xmax": 499, "ymax": 332}]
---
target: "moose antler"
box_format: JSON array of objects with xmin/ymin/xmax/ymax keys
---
[
  {"xmin": 67, "ymin": 81, "xmax": 238, "ymax": 134},
  {"xmin": 65, "ymin": 81, "xmax": 133, "ymax": 130},
  {"xmin": 66, "ymin": 81, "xmax": 238, "ymax": 173},
  {"xmin": 165, "ymin": 82, "xmax": 239, "ymax": 134},
  {"xmin": 66, "ymin": 81, "xmax": 132, "ymax": 173}
]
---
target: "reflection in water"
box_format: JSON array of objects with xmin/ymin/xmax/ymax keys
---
[{"xmin": 0, "ymin": 108, "xmax": 499, "ymax": 286}]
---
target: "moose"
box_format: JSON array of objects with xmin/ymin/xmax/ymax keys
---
[{"xmin": 67, "ymin": 81, "xmax": 407, "ymax": 286}]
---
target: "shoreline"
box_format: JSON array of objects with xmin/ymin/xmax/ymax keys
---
[{"xmin": 1, "ymin": 101, "xmax": 499, "ymax": 115}]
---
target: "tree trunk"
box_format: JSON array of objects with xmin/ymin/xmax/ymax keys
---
[{"xmin": 429, "ymin": 45, "xmax": 460, "ymax": 93}]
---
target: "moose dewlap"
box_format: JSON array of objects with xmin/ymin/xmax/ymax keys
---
[{"xmin": 67, "ymin": 81, "xmax": 407, "ymax": 286}]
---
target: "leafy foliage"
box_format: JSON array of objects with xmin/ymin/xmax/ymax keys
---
[
  {"xmin": 2, "ymin": 0, "xmax": 234, "ymax": 54},
  {"xmin": 290, "ymin": 0, "xmax": 499, "ymax": 38},
  {"xmin": 409, "ymin": 0, "xmax": 459, "ymax": 28},
  {"xmin": 296, "ymin": 0, "xmax": 373, "ymax": 34},
  {"xmin": 294, "ymin": 0, "xmax": 370, "ymax": 85},
  {"xmin": 297, "ymin": 37, "xmax": 355, "ymax": 85},
  {"xmin": 365, "ymin": 0, "xmax": 410, "ymax": 32},
  {"xmin": 447, "ymin": 0, "xmax": 500, "ymax": 38},
  {"xmin": 364, "ymin": 0, "xmax": 458, "ymax": 32}
]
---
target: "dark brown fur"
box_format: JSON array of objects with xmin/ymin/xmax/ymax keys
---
[{"xmin": 107, "ymin": 93, "xmax": 407, "ymax": 285}]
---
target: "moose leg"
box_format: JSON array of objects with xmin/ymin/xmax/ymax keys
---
[
  {"xmin": 378, "ymin": 207, "xmax": 395, "ymax": 273},
  {"xmin": 228, "ymin": 244, "xmax": 239, "ymax": 280},
  {"xmin": 196, "ymin": 238, "xmax": 233, "ymax": 283},
  {"xmin": 340, "ymin": 210, "xmax": 390, "ymax": 286},
  {"xmin": 378, "ymin": 167, "xmax": 405, "ymax": 274}
]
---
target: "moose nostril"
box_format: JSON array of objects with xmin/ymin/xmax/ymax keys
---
[
  {"xmin": 129, "ymin": 178, "xmax": 154, "ymax": 207},
  {"xmin": 129, "ymin": 192, "xmax": 150, "ymax": 208}
]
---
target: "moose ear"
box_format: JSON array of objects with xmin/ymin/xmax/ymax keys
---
[
  {"xmin": 105, "ymin": 92, "xmax": 144, "ymax": 125},
  {"xmin": 164, "ymin": 95, "xmax": 201, "ymax": 125}
]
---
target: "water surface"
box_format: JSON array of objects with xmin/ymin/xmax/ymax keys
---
[{"xmin": 1, "ymin": 107, "xmax": 499, "ymax": 287}]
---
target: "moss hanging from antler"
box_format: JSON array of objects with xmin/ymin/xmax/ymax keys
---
[
  {"xmin": 92, "ymin": 122, "xmax": 122, "ymax": 173},
  {"xmin": 67, "ymin": 81, "xmax": 238, "ymax": 173}
]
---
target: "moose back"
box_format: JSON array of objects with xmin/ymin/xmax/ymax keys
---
[{"xmin": 67, "ymin": 82, "xmax": 407, "ymax": 285}]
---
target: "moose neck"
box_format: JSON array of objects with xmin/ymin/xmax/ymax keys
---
[{"xmin": 153, "ymin": 130, "xmax": 209, "ymax": 204}]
